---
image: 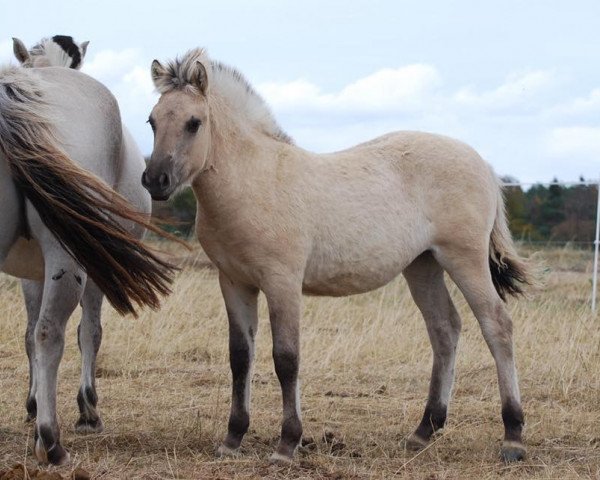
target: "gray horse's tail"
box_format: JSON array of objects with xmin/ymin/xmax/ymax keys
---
[
  {"xmin": 489, "ymin": 179, "xmax": 530, "ymax": 301},
  {"xmin": 0, "ymin": 66, "xmax": 177, "ymax": 316}
]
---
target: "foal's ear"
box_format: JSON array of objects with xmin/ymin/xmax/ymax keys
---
[
  {"xmin": 191, "ymin": 61, "xmax": 209, "ymax": 96},
  {"xmin": 12, "ymin": 38, "xmax": 30, "ymax": 65},
  {"xmin": 151, "ymin": 59, "xmax": 169, "ymax": 88},
  {"xmin": 80, "ymin": 41, "xmax": 90, "ymax": 59}
]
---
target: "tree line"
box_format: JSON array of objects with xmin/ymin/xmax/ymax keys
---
[
  {"xmin": 152, "ymin": 176, "xmax": 599, "ymax": 245},
  {"xmin": 502, "ymin": 177, "xmax": 598, "ymax": 243}
]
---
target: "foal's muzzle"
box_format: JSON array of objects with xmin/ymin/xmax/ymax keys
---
[{"xmin": 141, "ymin": 169, "xmax": 173, "ymax": 201}]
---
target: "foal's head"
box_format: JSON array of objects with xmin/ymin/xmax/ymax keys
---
[
  {"xmin": 13, "ymin": 36, "xmax": 89, "ymax": 69},
  {"xmin": 144, "ymin": 48, "xmax": 212, "ymax": 201}
]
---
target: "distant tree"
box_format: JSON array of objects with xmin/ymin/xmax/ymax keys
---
[{"xmin": 552, "ymin": 183, "xmax": 597, "ymax": 241}]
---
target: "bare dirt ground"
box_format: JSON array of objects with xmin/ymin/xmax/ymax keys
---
[{"xmin": 0, "ymin": 246, "xmax": 598, "ymax": 479}]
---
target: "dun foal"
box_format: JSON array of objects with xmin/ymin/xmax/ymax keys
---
[{"xmin": 145, "ymin": 48, "xmax": 529, "ymax": 463}]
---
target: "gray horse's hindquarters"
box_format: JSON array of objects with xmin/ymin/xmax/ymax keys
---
[{"xmin": 0, "ymin": 65, "xmax": 175, "ymax": 465}]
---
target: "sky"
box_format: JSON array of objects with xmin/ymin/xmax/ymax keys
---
[{"xmin": 1, "ymin": 0, "xmax": 599, "ymax": 183}]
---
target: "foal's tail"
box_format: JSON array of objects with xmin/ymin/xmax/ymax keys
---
[
  {"xmin": 0, "ymin": 66, "xmax": 176, "ymax": 316},
  {"xmin": 489, "ymin": 178, "xmax": 530, "ymax": 301}
]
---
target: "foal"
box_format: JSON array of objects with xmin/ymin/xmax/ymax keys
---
[{"xmin": 144, "ymin": 48, "xmax": 529, "ymax": 463}]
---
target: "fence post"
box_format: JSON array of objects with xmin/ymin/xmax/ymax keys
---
[{"xmin": 592, "ymin": 177, "xmax": 600, "ymax": 313}]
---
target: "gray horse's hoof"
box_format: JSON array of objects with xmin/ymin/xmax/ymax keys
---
[
  {"xmin": 74, "ymin": 416, "xmax": 104, "ymax": 434},
  {"xmin": 216, "ymin": 444, "xmax": 240, "ymax": 458},
  {"xmin": 34, "ymin": 439, "xmax": 70, "ymax": 466},
  {"xmin": 269, "ymin": 451, "xmax": 294, "ymax": 465},
  {"xmin": 501, "ymin": 441, "xmax": 526, "ymax": 463},
  {"xmin": 405, "ymin": 433, "xmax": 429, "ymax": 451}
]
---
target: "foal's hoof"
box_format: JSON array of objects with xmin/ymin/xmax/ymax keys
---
[
  {"xmin": 74, "ymin": 416, "xmax": 104, "ymax": 434},
  {"xmin": 34, "ymin": 439, "xmax": 70, "ymax": 466},
  {"xmin": 268, "ymin": 452, "xmax": 294, "ymax": 466},
  {"xmin": 405, "ymin": 433, "xmax": 429, "ymax": 451},
  {"xmin": 501, "ymin": 441, "xmax": 526, "ymax": 463},
  {"xmin": 216, "ymin": 444, "xmax": 240, "ymax": 458}
]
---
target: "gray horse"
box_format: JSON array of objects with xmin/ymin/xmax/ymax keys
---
[
  {"xmin": 0, "ymin": 64, "xmax": 174, "ymax": 465},
  {"xmin": 11, "ymin": 35, "xmax": 150, "ymax": 437}
]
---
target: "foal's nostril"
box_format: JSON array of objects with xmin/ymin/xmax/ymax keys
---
[
  {"xmin": 141, "ymin": 171, "xmax": 149, "ymax": 187},
  {"xmin": 159, "ymin": 173, "xmax": 170, "ymax": 189}
]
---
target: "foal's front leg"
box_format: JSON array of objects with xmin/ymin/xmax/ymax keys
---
[
  {"xmin": 216, "ymin": 273, "xmax": 259, "ymax": 457},
  {"xmin": 263, "ymin": 280, "xmax": 303, "ymax": 463}
]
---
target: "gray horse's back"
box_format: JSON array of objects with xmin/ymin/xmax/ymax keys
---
[{"xmin": 35, "ymin": 67, "xmax": 123, "ymax": 185}]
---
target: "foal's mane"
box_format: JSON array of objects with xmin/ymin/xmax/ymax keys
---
[{"xmin": 155, "ymin": 48, "xmax": 293, "ymax": 144}]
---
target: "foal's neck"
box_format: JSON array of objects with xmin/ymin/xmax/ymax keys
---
[{"xmin": 191, "ymin": 119, "xmax": 285, "ymax": 216}]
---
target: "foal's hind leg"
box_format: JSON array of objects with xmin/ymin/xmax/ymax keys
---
[
  {"xmin": 216, "ymin": 272, "xmax": 259, "ymax": 457},
  {"xmin": 435, "ymin": 245, "xmax": 525, "ymax": 462},
  {"xmin": 403, "ymin": 252, "xmax": 461, "ymax": 449},
  {"xmin": 22, "ymin": 279, "xmax": 44, "ymax": 422},
  {"xmin": 74, "ymin": 281, "xmax": 104, "ymax": 434}
]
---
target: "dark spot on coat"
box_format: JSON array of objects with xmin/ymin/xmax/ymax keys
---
[
  {"xmin": 52, "ymin": 269, "xmax": 66, "ymax": 280},
  {"xmin": 74, "ymin": 274, "xmax": 82, "ymax": 285}
]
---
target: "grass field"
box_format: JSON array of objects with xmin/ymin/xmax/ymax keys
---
[{"xmin": 0, "ymin": 246, "xmax": 598, "ymax": 479}]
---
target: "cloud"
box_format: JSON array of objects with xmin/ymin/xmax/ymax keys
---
[
  {"xmin": 547, "ymin": 126, "xmax": 600, "ymax": 158},
  {"xmin": 550, "ymin": 88, "xmax": 600, "ymax": 116},
  {"xmin": 82, "ymin": 48, "xmax": 141, "ymax": 83},
  {"xmin": 454, "ymin": 70, "xmax": 555, "ymax": 110},
  {"xmin": 258, "ymin": 64, "xmax": 441, "ymax": 114}
]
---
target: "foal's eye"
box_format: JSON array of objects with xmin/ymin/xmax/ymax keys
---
[{"xmin": 185, "ymin": 117, "xmax": 202, "ymax": 134}]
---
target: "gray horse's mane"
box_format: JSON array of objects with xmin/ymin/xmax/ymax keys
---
[
  {"xmin": 155, "ymin": 48, "xmax": 293, "ymax": 144},
  {"xmin": 28, "ymin": 36, "xmax": 83, "ymax": 69}
]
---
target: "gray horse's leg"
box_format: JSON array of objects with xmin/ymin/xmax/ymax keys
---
[
  {"xmin": 33, "ymin": 243, "xmax": 86, "ymax": 465},
  {"xmin": 75, "ymin": 280, "xmax": 104, "ymax": 433},
  {"xmin": 435, "ymin": 246, "xmax": 525, "ymax": 462},
  {"xmin": 216, "ymin": 272, "xmax": 259, "ymax": 457},
  {"xmin": 402, "ymin": 252, "xmax": 462, "ymax": 448},
  {"xmin": 263, "ymin": 279, "xmax": 303, "ymax": 463},
  {"xmin": 22, "ymin": 279, "xmax": 44, "ymax": 422}
]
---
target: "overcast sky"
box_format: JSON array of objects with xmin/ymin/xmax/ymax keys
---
[{"xmin": 1, "ymin": 0, "xmax": 599, "ymax": 183}]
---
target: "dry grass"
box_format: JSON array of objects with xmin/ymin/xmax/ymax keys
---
[{"xmin": 0, "ymin": 246, "xmax": 599, "ymax": 479}]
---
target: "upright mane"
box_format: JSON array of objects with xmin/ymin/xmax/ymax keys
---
[
  {"xmin": 154, "ymin": 48, "xmax": 293, "ymax": 144},
  {"xmin": 28, "ymin": 36, "xmax": 84, "ymax": 69}
]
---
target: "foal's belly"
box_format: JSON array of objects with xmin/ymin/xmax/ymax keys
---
[
  {"xmin": 1, "ymin": 238, "xmax": 44, "ymax": 281},
  {"xmin": 302, "ymin": 254, "xmax": 414, "ymax": 296}
]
